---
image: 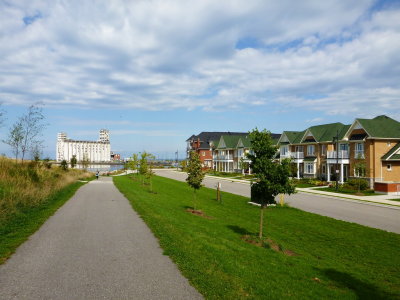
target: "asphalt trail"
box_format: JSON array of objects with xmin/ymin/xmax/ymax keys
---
[{"xmin": 0, "ymin": 177, "xmax": 202, "ymax": 300}]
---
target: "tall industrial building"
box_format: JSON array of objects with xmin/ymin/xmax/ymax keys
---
[{"xmin": 56, "ymin": 129, "xmax": 111, "ymax": 162}]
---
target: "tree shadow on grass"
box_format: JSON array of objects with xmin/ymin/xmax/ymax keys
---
[
  {"xmin": 227, "ymin": 225, "xmax": 252, "ymax": 236},
  {"xmin": 321, "ymin": 268, "xmax": 396, "ymax": 300}
]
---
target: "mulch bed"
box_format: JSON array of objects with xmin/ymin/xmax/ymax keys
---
[
  {"xmin": 241, "ymin": 235, "xmax": 298, "ymax": 256},
  {"xmin": 185, "ymin": 208, "xmax": 213, "ymax": 219}
]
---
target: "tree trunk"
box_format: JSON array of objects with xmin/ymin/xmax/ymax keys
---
[
  {"xmin": 193, "ymin": 189, "xmax": 197, "ymax": 211},
  {"xmin": 259, "ymin": 205, "xmax": 264, "ymax": 239}
]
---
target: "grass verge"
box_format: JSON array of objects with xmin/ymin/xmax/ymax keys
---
[
  {"xmin": 315, "ymin": 187, "xmax": 378, "ymax": 196},
  {"xmin": 0, "ymin": 180, "xmax": 88, "ymax": 264},
  {"xmin": 114, "ymin": 175, "xmax": 400, "ymax": 299}
]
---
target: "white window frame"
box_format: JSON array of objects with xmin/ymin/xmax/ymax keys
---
[
  {"xmin": 387, "ymin": 164, "xmax": 392, "ymax": 171},
  {"xmin": 280, "ymin": 145, "xmax": 289, "ymax": 156},
  {"xmin": 307, "ymin": 145, "xmax": 315, "ymax": 156},
  {"xmin": 321, "ymin": 144, "xmax": 326, "ymax": 156},
  {"xmin": 304, "ymin": 162, "xmax": 315, "ymax": 174}
]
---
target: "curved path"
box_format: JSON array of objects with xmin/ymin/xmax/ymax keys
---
[
  {"xmin": 155, "ymin": 169, "xmax": 400, "ymax": 234},
  {"xmin": 0, "ymin": 177, "xmax": 202, "ymax": 300}
]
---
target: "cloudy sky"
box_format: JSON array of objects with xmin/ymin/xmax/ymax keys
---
[{"xmin": 1, "ymin": 0, "xmax": 399, "ymax": 159}]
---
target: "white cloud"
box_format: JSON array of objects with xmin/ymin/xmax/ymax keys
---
[{"xmin": 0, "ymin": 0, "xmax": 399, "ymax": 116}]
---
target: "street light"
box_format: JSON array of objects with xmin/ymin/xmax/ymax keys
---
[{"xmin": 333, "ymin": 130, "xmax": 339, "ymax": 191}]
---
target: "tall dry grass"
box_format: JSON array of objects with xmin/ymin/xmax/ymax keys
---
[{"xmin": 0, "ymin": 157, "xmax": 92, "ymax": 225}]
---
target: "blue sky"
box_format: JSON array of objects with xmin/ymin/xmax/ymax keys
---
[{"xmin": 1, "ymin": 0, "xmax": 400, "ymax": 159}]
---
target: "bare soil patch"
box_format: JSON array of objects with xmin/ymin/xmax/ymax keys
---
[
  {"xmin": 241, "ymin": 235, "xmax": 298, "ymax": 256},
  {"xmin": 186, "ymin": 209, "xmax": 213, "ymax": 219}
]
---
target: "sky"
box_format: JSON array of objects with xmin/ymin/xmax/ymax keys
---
[{"xmin": 1, "ymin": 0, "xmax": 400, "ymax": 159}]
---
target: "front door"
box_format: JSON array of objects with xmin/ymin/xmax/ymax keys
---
[{"xmin": 343, "ymin": 165, "xmax": 349, "ymax": 181}]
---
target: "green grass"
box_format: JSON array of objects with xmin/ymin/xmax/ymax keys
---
[
  {"xmin": 114, "ymin": 175, "xmax": 400, "ymax": 299},
  {"xmin": 295, "ymin": 183, "xmax": 317, "ymax": 188},
  {"xmin": 315, "ymin": 187, "xmax": 378, "ymax": 196},
  {"xmin": 388, "ymin": 198, "xmax": 400, "ymax": 202},
  {"xmin": 0, "ymin": 180, "xmax": 88, "ymax": 264}
]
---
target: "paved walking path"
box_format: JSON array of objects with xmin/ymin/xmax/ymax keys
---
[{"xmin": 0, "ymin": 177, "xmax": 202, "ymax": 300}]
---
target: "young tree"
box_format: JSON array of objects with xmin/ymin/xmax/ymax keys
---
[
  {"xmin": 70, "ymin": 155, "xmax": 77, "ymax": 168},
  {"xmin": 354, "ymin": 154, "xmax": 368, "ymax": 193},
  {"xmin": 247, "ymin": 129, "xmax": 295, "ymax": 239},
  {"xmin": 81, "ymin": 153, "xmax": 90, "ymax": 170},
  {"xmin": 186, "ymin": 151, "xmax": 205, "ymax": 210},
  {"xmin": 3, "ymin": 121, "xmax": 24, "ymax": 161},
  {"xmin": 145, "ymin": 153, "xmax": 156, "ymax": 192},
  {"xmin": 139, "ymin": 152, "xmax": 150, "ymax": 184},
  {"xmin": 60, "ymin": 159, "xmax": 68, "ymax": 171},
  {"xmin": 19, "ymin": 105, "xmax": 47, "ymax": 162},
  {"xmin": 128, "ymin": 153, "xmax": 139, "ymax": 175}
]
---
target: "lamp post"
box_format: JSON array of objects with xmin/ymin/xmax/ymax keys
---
[
  {"xmin": 333, "ymin": 130, "xmax": 339, "ymax": 191},
  {"xmin": 175, "ymin": 150, "xmax": 178, "ymax": 171}
]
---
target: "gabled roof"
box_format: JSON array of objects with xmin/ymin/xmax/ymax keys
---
[
  {"xmin": 300, "ymin": 122, "xmax": 349, "ymax": 143},
  {"xmin": 345, "ymin": 115, "xmax": 400, "ymax": 139},
  {"xmin": 382, "ymin": 142, "xmax": 400, "ymax": 161},
  {"xmin": 278, "ymin": 131, "xmax": 304, "ymax": 144},
  {"xmin": 186, "ymin": 131, "xmax": 247, "ymax": 142}
]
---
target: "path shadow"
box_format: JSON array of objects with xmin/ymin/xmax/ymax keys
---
[
  {"xmin": 227, "ymin": 225, "xmax": 252, "ymax": 236},
  {"xmin": 321, "ymin": 268, "xmax": 396, "ymax": 299}
]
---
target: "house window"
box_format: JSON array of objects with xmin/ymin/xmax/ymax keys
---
[
  {"xmin": 280, "ymin": 145, "xmax": 289, "ymax": 157},
  {"xmin": 387, "ymin": 164, "xmax": 392, "ymax": 171},
  {"xmin": 321, "ymin": 145, "xmax": 326, "ymax": 156},
  {"xmin": 305, "ymin": 162, "xmax": 314, "ymax": 174},
  {"xmin": 295, "ymin": 146, "xmax": 303, "ymax": 153},
  {"xmin": 307, "ymin": 145, "xmax": 315, "ymax": 156},
  {"xmin": 355, "ymin": 143, "xmax": 364, "ymax": 159},
  {"xmin": 387, "ymin": 142, "xmax": 391, "ymax": 147},
  {"xmin": 322, "ymin": 164, "xmax": 326, "ymax": 174},
  {"xmin": 202, "ymin": 151, "xmax": 205, "ymax": 156}
]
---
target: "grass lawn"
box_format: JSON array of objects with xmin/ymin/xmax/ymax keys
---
[
  {"xmin": 114, "ymin": 175, "xmax": 400, "ymax": 299},
  {"xmin": 0, "ymin": 180, "xmax": 89, "ymax": 264},
  {"xmin": 314, "ymin": 187, "xmax": 378, "ymax": 196},
  {"xmin": 295, "ymin": 183, "xmax": 318, "ymax": 188}
]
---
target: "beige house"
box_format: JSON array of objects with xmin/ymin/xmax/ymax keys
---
[{"xmin": 278, "ymin": 116, "xmax": 400, "ymax": 193}]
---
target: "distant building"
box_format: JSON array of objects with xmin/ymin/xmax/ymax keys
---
[
  {"xmin": 110, "ymin": 152, "xmax": 121, "ymax": 161},
  {"xmin": 56, "ymin": 129, "xmax": 111, "ymax": 162}
]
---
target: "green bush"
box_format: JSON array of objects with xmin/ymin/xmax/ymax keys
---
[{"xmin": 346, "ymin": 179, "xmax": 369, "ymax": 191}]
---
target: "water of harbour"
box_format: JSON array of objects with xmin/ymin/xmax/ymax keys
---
[{"xmin": 72, "ymin": 164, "xmax": 125, "ymax": 172}]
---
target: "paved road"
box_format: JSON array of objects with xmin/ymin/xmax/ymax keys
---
[
  {"xmin": 155, "ymin": 169, "xmax": 400, "ymax": 234},
  {"xmin": 0, "ymin": 177, "xmax": 202, "ymax": 300}
]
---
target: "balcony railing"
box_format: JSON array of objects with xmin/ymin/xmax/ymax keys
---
[
  {"xmin": 213, "ymin": 155, "xmax": 233, "ymax": 160},
  {"xmin": 327, "ymin": 150, "xmax": 349, "ymax": 159},
  {"xmin": 354, "ymin": 150, "xmax": 365, "ymax": 159},
  {"xmin": 281, "ymin": 152, "xmax": 304, "ymax": 159}
]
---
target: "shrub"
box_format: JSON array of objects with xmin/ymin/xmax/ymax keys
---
[{"xmin": 346, "ymin": 179, "xmax": 369, "ymax": 191}]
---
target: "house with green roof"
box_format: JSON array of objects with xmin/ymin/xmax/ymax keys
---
[
  {"xmin": 278, "ymin": 115, "xmax": 400, "ymax": 193},
  {"xmin": 212, "ymin": 132, "xmax": 280, "ymax": 173}
]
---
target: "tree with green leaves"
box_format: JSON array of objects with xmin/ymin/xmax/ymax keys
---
[
  {"xmin": 128, "ymin": 153, "xmax": 139, "ymax": 176},
  {"xmin": 186, "ymin": 151, "xmax": 205, "ymax": 210},
  {"xmin": 70, "ymin": 155, "xmax": 77, "ymax": 168},
  {"xmin": 3, "ymin": 121, "xmax": 24, "ymax": 161},
  {"xmin": 81, "ymin": 153, "xmax": 90, "ymax": 170},
  {"xmin": 354, "ymin": 154, "xmax": 368, "ymax": 193},
  {"xmin": 60, "ymin": 159, "xmax": 68, "ymax": 171},
  {"xmin": 247, "ymin": 128, "xmax": 295, "ymax": 239}
]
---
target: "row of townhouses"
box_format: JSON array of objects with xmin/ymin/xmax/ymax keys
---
[{"xmin": 186, "ymin": 115, "xmax": 400, "ymax": 194}]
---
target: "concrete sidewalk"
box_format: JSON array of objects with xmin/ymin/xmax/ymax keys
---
[
  {"xmin": 296, "ymin": 187, "xmax": 400, "ymax": 207},
  {"xmin": 0, "ymin": 177, "xmax": 202, "ymax": 300}
]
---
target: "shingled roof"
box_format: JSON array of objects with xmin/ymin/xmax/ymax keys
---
[
  {"xmin": 382, "ymin": 142, "xmax": 400, "ymax": 161},
  {"xmin": 355, "ymin": 115, "xmax": 400, "ymax": 138}
]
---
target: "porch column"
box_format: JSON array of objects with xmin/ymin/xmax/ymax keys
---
[
  {"xmin": 297, "ymin": 161, "xmax": 300, "ymax": 179},
  {"xmin": 340, "ymin": 163, "xmax": 344, "ymax": 183},
  {"xmin": 327, "ymin": 163, "xmax": 330, "ymax": 181}
]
